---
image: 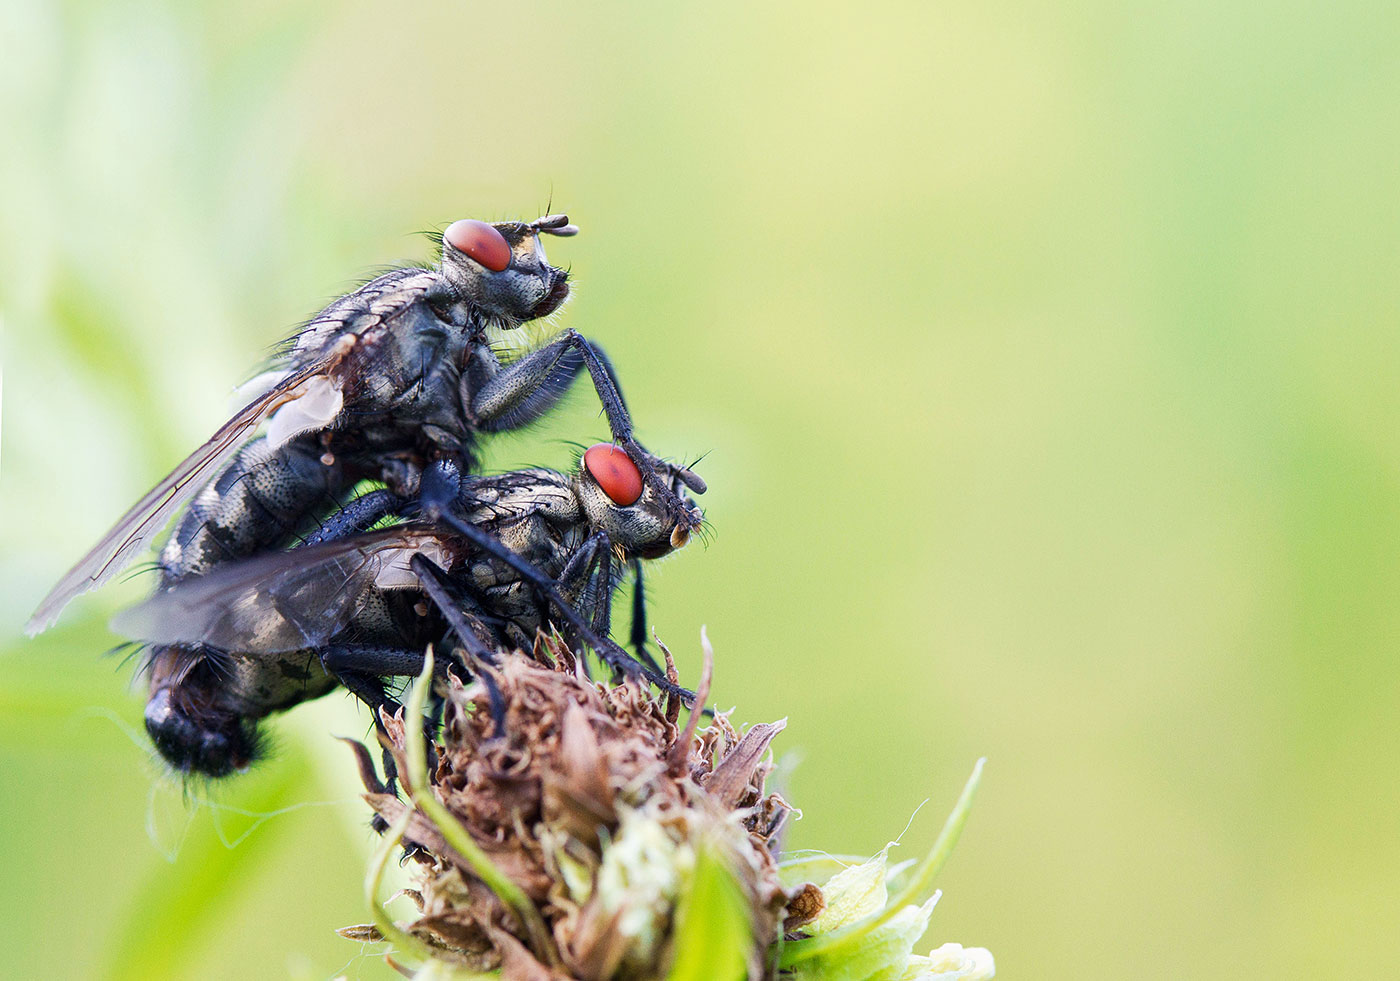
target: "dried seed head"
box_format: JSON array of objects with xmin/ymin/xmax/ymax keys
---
[
  {"xmin": 345, "ymin": 644, "xmax": 992, "ymax": 980},
  {"xmin": 353, "ymin": 645, "xmax": 805, "ymax": 980}
]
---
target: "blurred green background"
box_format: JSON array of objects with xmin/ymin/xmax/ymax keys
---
[{"xmin": 3, "ymin": 0, "xmax": 1399, "ymax": 977}]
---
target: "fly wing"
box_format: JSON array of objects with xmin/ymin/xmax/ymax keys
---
[
  {"xmin": 26, "ymin": 352, "xmax": 350, "ymax": 635},
  {"xmin": 29, "ymin": 267, "xmax": 440, "ymax": 635},
  {"xmin": 110, "ymin": 527, "xmax": 448, "ymax": 653}
]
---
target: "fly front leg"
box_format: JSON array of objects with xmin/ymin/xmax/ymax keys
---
[
  {"xmin": 470, "ymin": 330, "xmax": 707, "ymax": 512},
  {"xmin": 555, "ymin": 529, "xmax": 615, "ymax": 637},
  {"xmin": 559, "ymin": 536, "xmax": 663, "ymax": 680},
  {"xmin": 546, "ymin": 331, "xmax": 707, "ymax": 497},
  {"xmin": 565, "ymin": 536, "xmax": 662, "ymax": 682}
]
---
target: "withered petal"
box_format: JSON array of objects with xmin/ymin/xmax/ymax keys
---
[
  {"xmin": 541, "ymin": 703, "xmax": 616, "ymax": 845},
  {"xmin": 561, "ymin": 902, "xmax": 631, "ymax": 981},
  {"xmin": 334, "ymin": 923, "xmax": 384, "ymax": 942},
  {"xmin": 337, "ymin": 736, "xmax": 385, "ymax": 794},
  {"xmin": 489, "ymin": 926, "xmax": 566, "ymax": 981},
  {"xmin": 703, "ymin": 720, "xmax": 786, "ymax": 808}
]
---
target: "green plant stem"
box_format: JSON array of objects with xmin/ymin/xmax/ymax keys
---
[
  {"xmin": 366, "ymin": 808, "xmax": 434, "ymax": 962},
  {"xmin": 778, "ymin": 757, "xmax": 986, "ymax": 968},
  {"xmin": 404, "ymin": 650, "xmax": 562, "ymax": 969}
]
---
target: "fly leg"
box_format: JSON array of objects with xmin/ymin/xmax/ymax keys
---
[
  {"xmin": 320, "ymin": 644, "xmax": 445, "ymax": 798},
  {"xmin": 469, "ymin": 334, "xmax": 589, "ymax": 433},
  {"xmin": 585, "ymin": 546, "xmax": 613, "ymax": 639},
  {"xmin": 554, "ymin": 535, "xmax": 661, "ymax": 678},
  {"xmin": 551, "ymin": 330, "xmax": 707, "ymax": 499},
  {"xmin": 555, "ymin": 530, "xmax": 650, "ymax": 679},
  {"xmin": 420, "ymin": 497, "xmax": 695, "ymax": 703},
  {"xmin": 320, "ymin": 644, "xmax": 436, "ymax": 681},
  {"xmin": 410, "ymin": 554, "xmax": 508, "ymax": 736},
  {"xmin": 300, "ymin": 489, "xmax": 404, "ymax": 547},
  {"xmin": 554, "ymin": 530, "xmax": 615, "ymax": 636},
  {"xmin": 628, "ymin": 560, "xmax": 665, "ymax": 677},
  {"xmin": 470, "ymin": 330, "xmax": 706, "ymax": 517}
]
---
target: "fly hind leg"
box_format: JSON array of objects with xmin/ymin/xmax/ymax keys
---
[
  {"xmin": 321, "ymin": 645, "xmax": 445, "ymax": 803},
  {"xmin": 409, "ymin": 554, "xmax": 509, "ymax": 736}
]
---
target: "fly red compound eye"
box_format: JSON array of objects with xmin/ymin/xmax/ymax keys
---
[
  {"xmin": 444, "ymin": 219, "xmax": 511, "ymax": 272},
  {"xmin": 583, "ymin": 444, "xmax": 643, "ymax": 506}
]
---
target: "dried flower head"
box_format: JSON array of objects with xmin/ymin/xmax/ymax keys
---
[
  {"xmin": 341, "ymin": 635, "xmax": 991, "ymax": 981},
  {"xmin": 344, "ymin": 634, "xmax": 808, "ymax": 979}
]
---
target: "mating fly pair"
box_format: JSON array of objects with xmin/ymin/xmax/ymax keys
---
[
  {"xmin": 114, "ymin": 445, "xmax": 704, "ymax": 773},
  {"xmin": 29, "ymin": 214, "xmax": 706, "ymax": 776}
]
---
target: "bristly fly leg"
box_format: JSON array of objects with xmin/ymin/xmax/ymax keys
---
[
  {"xmin": 410, "ymin": 554, "xmax": 508, "ymax": 736},
  {"xmin": 321, "ymin": 644, "xmax": 437, "ymax": 680},
  {"xmin": 321, "ymin": 644, "xmax": 446, "ymax": 794},
  {"xmin": 300, "ymin": 489, "xmax": 405, "ymax": 547},
  {"xmin": 419, "ymin": 493, "xmax": 696, "ymax": 704},
  {"xmin": 557, "ymin": 536, "xmax": 665, "ymax": 679},
  {"xmin": 553, "ymin": 529, "xmax": 615, "ymax": 636},
  {"xmin": 628, "ymin": 560, "xmax": 665, "ymax": 678},
  {"xmin": 470, "ymin": 330, "xmax": 706, "ymax": 513}
]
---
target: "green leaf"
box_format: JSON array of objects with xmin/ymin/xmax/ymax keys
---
[
  {"xmin": 793, "ymin": 897, "xmax": 937, "ymax": 981},
  {"xmin": 665, "ymin": 846, "xmax": 752, "ymax": 981},
  {"xmin": 781, "ymin": 759, "xmax": 985, "ymax": 970}
]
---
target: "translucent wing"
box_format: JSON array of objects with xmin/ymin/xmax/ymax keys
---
[
  {"xmin": 27, "ymin": 355, "xmax": 346, "ymax": 635},
  {"xmin": 110, "ymin": 527, "xmax": 451, "ymax": 653},
  {"xmin": 28, "ymin": 266, "xmax": 440, "ymax": 635}
]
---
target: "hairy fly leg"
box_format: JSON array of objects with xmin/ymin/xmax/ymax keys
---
[
  {"xmin": 553, "ymin": 529, "xmax": 617, "ymax": 637},
  {"xmin": 470, "ymin": 330, "xmax": 706, "ymax": 518},
  {"xmin": 407, "ymin": 554, "xmax": 498, "ymax": 667},
  {"xmin": 409, "ymin": 554, "xmax": 508, "ymax": 735},
  {"xmin": 300, "ymin": 488, "xmax": 404, "ymax": 547},
  {"xmin": 558, "ymin": 534, "xmax": 665, "ymax": 681},
  {"xmin": 627, "ymin": 560, "xmax": 665, "ymax": 678},
  {"xmin": 321, "ymin": 645, "xmax": 444, "ymax": 798},
  {"xmin": 420, "ymin": 496, "xmax": 694, "ymax": 702}
]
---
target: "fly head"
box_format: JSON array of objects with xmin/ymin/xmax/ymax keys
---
[
  {"xmin": 575, "ymin": 444, "xmax": 705, "ymax": 560},
  {"xmin": 440, "ymin": 214, "xmax": 576, "ymax": 326}
]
